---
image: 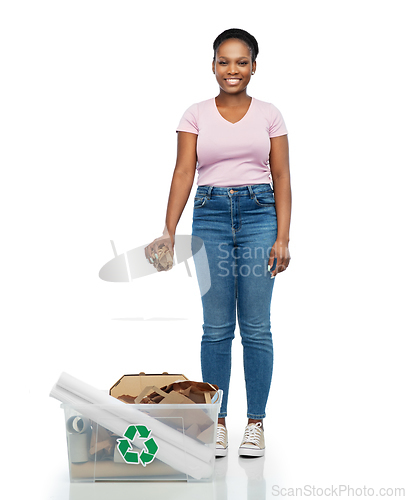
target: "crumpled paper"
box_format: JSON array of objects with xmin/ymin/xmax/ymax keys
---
[
  {"xmin": 132, "ymin": 381, "xmax": 219, "ymax": 405},
  {"xmin": 148, "ymin": 242, "xmax": 174, "ymax": 272},
  {"xmin": 89, "ymin": 423, "xmax": 118, "ymax": 460}
]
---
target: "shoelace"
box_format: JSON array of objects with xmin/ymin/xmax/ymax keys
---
[
  {"xmin": 242, "ymin": 422, "xmax": 262, "ymax": 446},
  {"xmin": 217, "ymin": 425, "xmax": 227, "ymax": 446}
]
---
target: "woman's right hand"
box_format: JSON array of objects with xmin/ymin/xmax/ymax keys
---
[{"xmin": 144, "ymin": 227, "xmax": 175, "ymax": 271}]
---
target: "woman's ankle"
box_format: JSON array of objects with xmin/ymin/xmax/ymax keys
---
[
  {"xmin": 218, "ymin": 417, "xmax": 226, "ymax": 427},
  {"xmin": 248, "ymin": 418, "xmax": 264, "ymax": 430}
]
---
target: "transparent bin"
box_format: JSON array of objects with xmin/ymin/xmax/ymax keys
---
[{"xmin": 61, "ymin": 391, "xmax": 222, "ymax": 483}]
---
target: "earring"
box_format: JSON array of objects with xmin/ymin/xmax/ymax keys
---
[{"xmin": 252, "ymin": 72, "xmax": 255, "ymax": 75}]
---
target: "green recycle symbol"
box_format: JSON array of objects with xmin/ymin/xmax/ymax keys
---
[{"xmin": 116, "ymin": 424, "xmax": 159, "ymax": 466}]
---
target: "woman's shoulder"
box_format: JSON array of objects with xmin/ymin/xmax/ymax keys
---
[
  {"xmin": 253, "ymin": 97, "xmax": 283, "ymax": 113},
  {"xmin": 253, "ymin": 97, "xmax": 286, "ymax": 124},
  {"xmin": 178, "ymin": 98, "xmax": 214, "ymax": 125},
  {"xmin": 177, "ymin": 98, "xmax": 215, "ymax": 133},
  {"xmin": 253, "ymin": 97, "xmax": 288, "ymax": 136}
]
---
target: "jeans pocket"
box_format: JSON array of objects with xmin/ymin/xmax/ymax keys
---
[
  {"xmin": 194, "ymin": 195, "xmax": 208, "ymax": 209},
  {"xmin": 253, "ymin": 190, "xmax": 275, "ymax": 207}
]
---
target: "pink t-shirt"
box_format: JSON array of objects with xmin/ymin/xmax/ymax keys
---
[{"xmin": 176, "ymin": 96, "xmax": 288, "ymax": 187}]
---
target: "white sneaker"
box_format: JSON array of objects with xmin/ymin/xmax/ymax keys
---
[
  {"xmin": 216, "ymin": 423, "xmax": 228, "ymax": 457},
  {"xmin": 238, "ymin": 422, "xmax": 265, "ymax": 457}
]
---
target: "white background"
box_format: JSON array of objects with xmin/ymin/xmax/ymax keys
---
[{"xmin": 1, "ymin": 1, "xmax": 405, "ymax": 498}]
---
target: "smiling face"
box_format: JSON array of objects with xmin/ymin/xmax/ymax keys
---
[{"xmin": 212, "ymin": 38, "xmax": 256, "ymax": 95}]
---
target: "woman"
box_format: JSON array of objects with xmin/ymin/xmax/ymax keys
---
[{"xmin": 145, "ymin": 28, "xmax": 291, "ymax": 458}]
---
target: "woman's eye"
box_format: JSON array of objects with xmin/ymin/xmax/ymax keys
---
[{"xmin": 219, "ymin": 61, "xmax": 248, "ymax": 66}]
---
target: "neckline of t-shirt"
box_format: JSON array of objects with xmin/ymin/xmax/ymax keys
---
[{"xmin": 213, "ymin": 96, "xmax": 255, "ymax": 125}]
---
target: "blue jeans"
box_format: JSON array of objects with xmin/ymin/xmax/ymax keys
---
[{"xmin": 191, "ymin": 184, "xmax": 278, "ymax": 419}]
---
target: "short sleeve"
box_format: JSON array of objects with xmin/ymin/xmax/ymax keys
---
[
  {"xmin": 268, "ymin": 103, "xmax": 288, "ymax": 138},
  {"xmin": 176, "ymin": 103, "xmax": 199, "ymax": 135}
]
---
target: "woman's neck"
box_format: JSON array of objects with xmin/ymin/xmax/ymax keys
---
[{"xmin": 215, "ymin": 90, "xmax": 251, "ymax": 108}]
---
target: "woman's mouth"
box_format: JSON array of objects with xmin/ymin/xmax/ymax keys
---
[{"xmin": 225, "ymin": 78, "xmax": 242, "ymax": 85}]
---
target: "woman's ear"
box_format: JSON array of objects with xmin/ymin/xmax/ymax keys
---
[
  {"xmin": 252, "ymin": 60, "xmax": 257, "ymax": 74},
  {"xmin": 212, "ymin": 60, "xmax": 215, "ymax": 74}
]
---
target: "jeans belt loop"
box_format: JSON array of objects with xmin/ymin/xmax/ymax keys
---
[
  {"xmin": 207, "ymin": 186, "xmax": 213, "ymax": 199},
  {"xmin": 247, "ymin": 185, "xmax": 254, "ymax": 199}
]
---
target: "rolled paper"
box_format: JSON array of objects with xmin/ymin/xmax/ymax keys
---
[
  {"xmin": 66, "ymin": 415, "xmax": 90, "ymax": 434},
  {"xmin": 67, "ymin": 432, "xmax": 89, "ymax": 464},
  {"xmin": 50, "ymin": 379, "xmax": 213, "ymax": 479},
  {"xmin": 66, "ymin": 416, "xmax": 91, "ymax": 463}
]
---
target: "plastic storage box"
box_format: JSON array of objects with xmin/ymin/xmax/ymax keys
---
[{"xmin": 61, "ymin": 392, "xmax": 222, "ymax": 483}]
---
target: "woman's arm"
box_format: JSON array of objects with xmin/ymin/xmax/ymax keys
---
[
  {"xmin": 163, "ymin": 131, "xmax": 198, "ymax": 243},
  {"xmin": 268, "ymin": 134, "xmax": 292, "ymax": 277},
  {"xmin": 144, "ymin": 131, "xmax": 197, "ymax": 264}
]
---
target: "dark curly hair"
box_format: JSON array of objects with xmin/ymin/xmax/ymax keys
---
[{"xmin": 213, "ymin": 28, "xmax": 259, "ymax": 63}]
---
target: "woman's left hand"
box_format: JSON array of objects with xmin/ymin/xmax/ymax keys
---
[{"xmin": 268, "ymin": 239, "xmax": 291, "ymax": 278}]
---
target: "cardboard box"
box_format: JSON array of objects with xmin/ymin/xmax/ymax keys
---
[{"xmin": 109, "ymin": 372, "xmax": 189, "ymax": 401}]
